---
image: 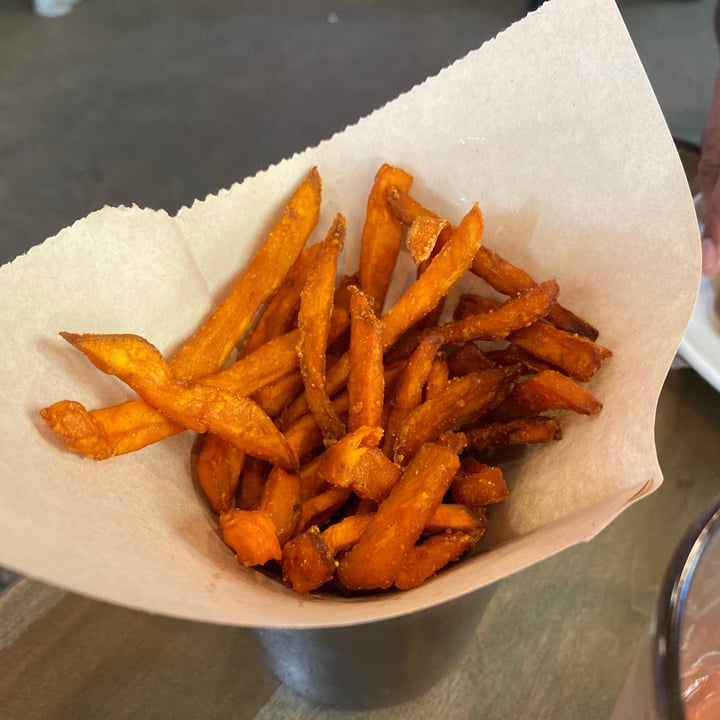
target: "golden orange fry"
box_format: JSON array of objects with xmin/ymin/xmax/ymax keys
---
[
  {"xmin": 492, "ymin": 369, "xmax": 603, "ymax": 419},
  {"xmin": 406, "ymin": 215, "xmax": 450, "ymax": 266},
  {"xmin": 464, "ymin": 415, "xmax": 562, "ymax": 452},
  {"xmin": 348, "ymin": 286, "xmax": 385, "ymax": 431},
  {"xmin": 383, "ymin": 334, "xmax": 443, "ymax": 456},
  {"xmin": 281, "ymin": 527, "xmax": 336, "ymax": 594},
  {"xmin": 359, "ymin": 163, "xmax": 414, "ymax": 314},
  {"xmin": 508, "ymin": 321, "xmax": 612, "ymax": 383},
  {"xmin": 220, "ymin": 508, "xmax": 282, "ymax": 567},
  {"xmin": 297, "ymin": 214, "xmax": 347, "ymax": 442},
  {"xmin": 394, "ymin": 531, "xmax": 482, "ymax": 591},
  {"xmin": 259, "ymin": 465, "xmax": 301, "ymax": 546},
  {"xmin": 450, "ymin": 459, "xmax": 508, "ymax": 508}
]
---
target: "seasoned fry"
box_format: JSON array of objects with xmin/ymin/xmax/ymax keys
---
[
  {"xmin": 394, "ymin": 531, "xmax": 482, "ymax": 591},
  {"xmin": 393, "ymin": 368, "xmax": 515, "ymax": 465},
  {"xmin": 337, "ymin": 442, "xmax": 460, "ymax": 591},
  {"xmin": 344, "ymin": 446, "xmax": 402, "ymax": 503},
  {"xmin": 281, "ymin": 527, "xmax": 336, "ymax": 594},
  {"xmin": 424, "ymin": 354, "xmax": 449, "ymax": 400},
  {"xmin": 195, "ymin": 433, "xmax": 245, "ymax": 514},
  {"xmin": 450, "ymin": 460, "xmax": 509, "ymax": 508},
  {"xmin": 220, "ymin": 508, "xmax": 282, "ymax": 567},
  {"xmin": 259, "ymin": 465, "xmax": 301, "ymax": 546},
  {"xmin": 297, "ymin": 215, "xmax": 347, "ymax": 442},
  {"xmin": 508, "ymin": 322, "xmax": 612, "ymax": 382},
  {"xmin": 297, "ymin": 486, "xmax": 351, "ymax": 534},
  {"xmin": 359, "ymin": 164, "xmax": 414, "ymax": 314},
  {"xmin": 446, "ymin": 342, "xmax": 496, "ymax": 376},
  {"xmin": 60, "ymin": 332, "xmax": 298, "ymax": 470},
  {"xmin": 464, "ymin": 415, "xmax": 562, "ymax": 452},
  {"xmin": 492, "ymin": 369, "xmax": 603, "ymax": 419},
  {"xmin": 348, "ymin": 286, "xmax": 384, "ymax": 431}
]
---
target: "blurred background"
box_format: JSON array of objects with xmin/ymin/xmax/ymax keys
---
[{"xmin": 0, "ymin": 0, "xmax": 717, "ymax": 269}]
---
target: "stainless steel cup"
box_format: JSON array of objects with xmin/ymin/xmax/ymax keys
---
[{"xmin": 252, "ymin": 585, "xmax": 495, "ymax": 709}]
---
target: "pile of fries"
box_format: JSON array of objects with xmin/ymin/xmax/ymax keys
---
[{"xmin": 40, "ymin": 164, "xmax": 611, "ymax": 594}]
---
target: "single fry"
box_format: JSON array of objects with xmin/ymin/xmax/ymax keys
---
[
  {"xmin": 345, "ymin": 446, "xmax": 402, "ymax": 503},
  {"xmin": 195, "ymin": 433, "xmax": 246, "ymax": 514},
  {"xmin": 394, "ymin": 531, "xmax": 481, "ymax": 591},
  {"xmin": 359, "ymin": 163, "xmax": 414, "ymax": 314},
  {"xmin": 297, "ymin": 214, "xmax": 347, "ymax": 441},
  {"xmin": 508, "ymin": 321, "xmax": 612, "ymax": 382},
  {"xmin": 450, "ymin": 460, "xmax": 509, "ymax": 508},
  {"xmin": 259, "ymin": 465, "xmax": 301, "ymax": 546},
  {"xmin": 220, "ymin": 508, "xmax": 282, "ymax": 567},
  {"xmin": 348, "ymin": 286, "xmax": 385, "ymax": 431},
  {"xmin": 492, "ymin": 369, "xmax": 603, "ymax": 419},
  {"xmin": 60, "ymin": 332, "xmax": 297, "ymax": 469},
  {"xmin": 464, "ymin": 415, "xmax": 562, "ymax": 453},
  {"xmin": 446, "ymin": 342, "xmax": 495, "ymax": 377},
  {"xmin": 424, "ymin": 354, "xmax": 449, "ymax": 400},
  {"xmin": 281, "ymin": 527, "xmax": 336, "ymax": 594},
  {"xmin": 336, "ymin": 442, "xmax": 460, "ymax": 591},
  {"xmin": 297, "ymin": 486, "xmax": 351, "ymax": 534}
]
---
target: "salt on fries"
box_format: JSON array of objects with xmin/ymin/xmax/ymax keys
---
[{"xmin": 40, "ymin": 164, "xmax": 612, "ymax": 594}]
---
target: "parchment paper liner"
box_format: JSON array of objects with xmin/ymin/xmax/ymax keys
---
[{"xmin": 0, "ymin": 0, "xmax": 700, "ymax": 627}]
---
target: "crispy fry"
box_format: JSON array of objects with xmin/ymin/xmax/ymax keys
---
[
  {"xmin": 336, "ymin": 442, "xmax": 460, "ymax": 591},
  {"xmin": 394, "ymin": 531, "xmax": 481, "ymax": 591},
  {"xmin": 297, "ymin": 215, "xmax": 347, "ymax": 441},
  {"xmin": 61, "ymin": 332, "xmax": 297, "ymax": 469},
  {"xmin": 450, "ymin": 460, "xmax": 509, "ymax": 507},
  {"xmin": 259, "ymin": 466, "xmax": 301, "ymax": 546},
  {"xmin": 345, "ymin": 446, "xmax": 402, "ymax": 503},
  {"xmin": 492, "ymin": 369, "xmax": 603, "ymax": 419},
  {"xmin": 195, "ymin": 433, "xmax": 245, "ymax": 514},
  {"xmin": 281, "ymin": 527, "xmax": 336, "ymax": 594},
  {"xmin": 220, "ymin": 508, "xmax": 282, "ymax": 567},
  {"xmin": 322, "ymin": 513, "xmax": 374, "ymax": 554},
  {"xmin": 508, "ymin": 321, "xmax": 612, "ymax": 382},
  {"xmin": 359, "ymin": 164, "xmax": 414, "ymax": 314},
  {"xmin": 464, "ymin": 415, "xmax": 562, "ymax": 452},
  {"xmin": 393, "ymin": 368, "xmax": 515, "ymax": 465},
  {"xmin": 348, "ymin": 286, "xmax": 385, "ymax": 431}
]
